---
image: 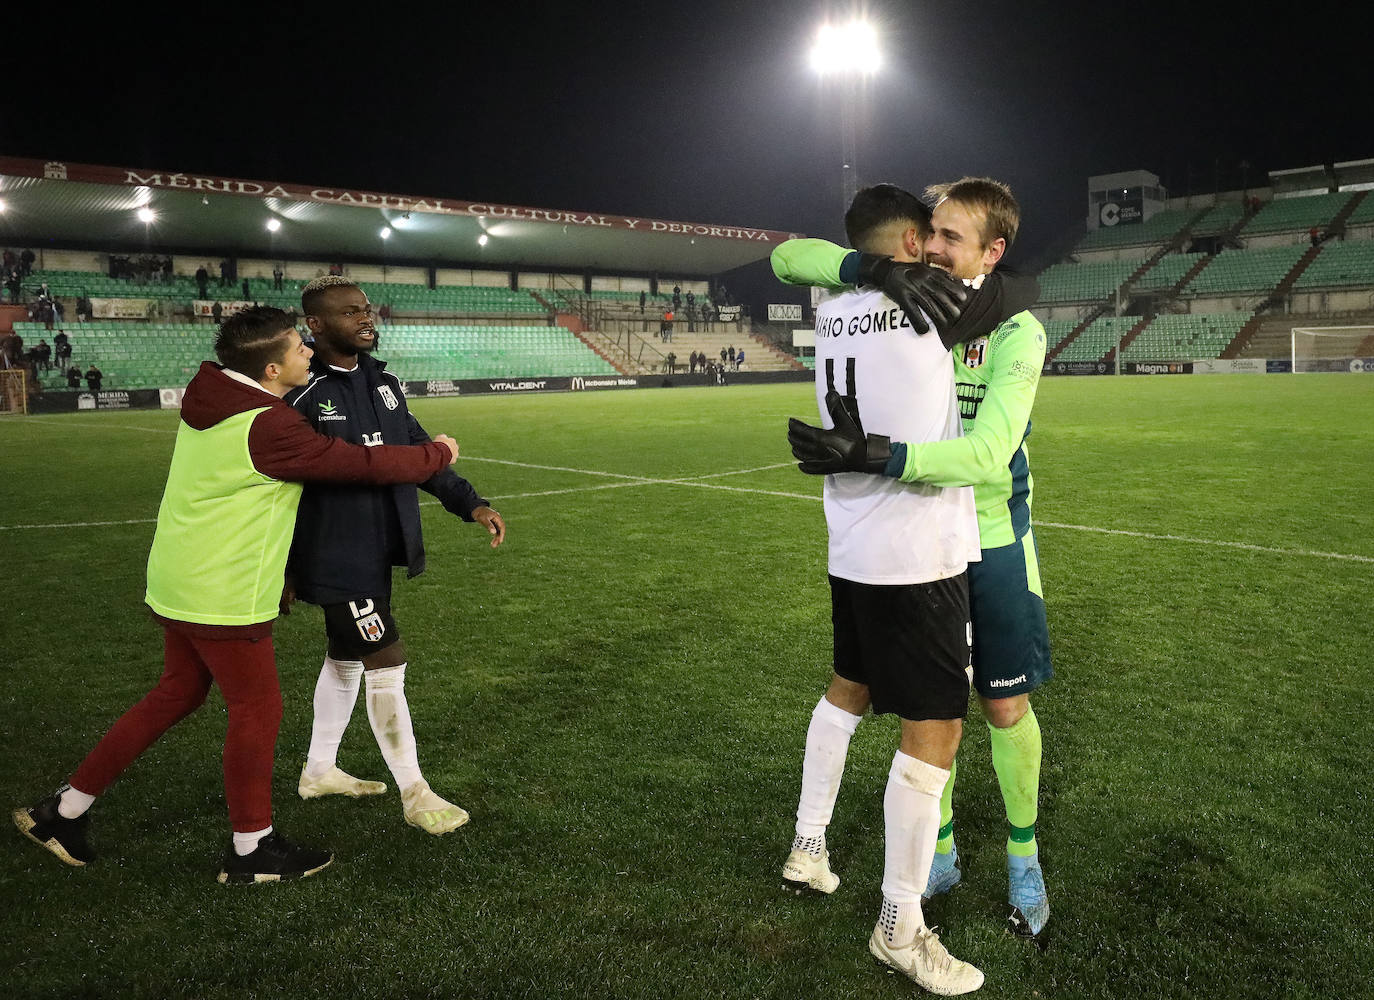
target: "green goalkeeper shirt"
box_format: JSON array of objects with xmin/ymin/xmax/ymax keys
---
[{"xmin": 773, "ymin": 237, "xmax": 1048, "ymax": 548}]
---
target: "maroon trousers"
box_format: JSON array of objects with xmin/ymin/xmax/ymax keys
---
[{"xmin": 69, "ymin": 627, "xmax": 282, "ymax": 832}]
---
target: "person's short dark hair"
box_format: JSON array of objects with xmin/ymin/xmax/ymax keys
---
[
  {"xmin": 301, "ymin": 275, "xmax": 361, "ymax": 316},
  {"xmin": 214, "ymin": 306, "xmax": 294, "ymax": 379},
  {"xmin": 844, "ymin": 184, "xmax": 932, "ymax": 251}
]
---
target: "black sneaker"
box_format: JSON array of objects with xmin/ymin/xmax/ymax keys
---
[
  {"xmin": 13, "ymin": 788, "xmax": 95, "ymax": 867},
  {"xmin": 217, "ymin": 832, "xmax": 333, "ymax": 885}
]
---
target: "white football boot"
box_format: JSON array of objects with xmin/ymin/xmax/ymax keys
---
[
  {"xmin": 298, "ymin": 765, "xmax": 387, "ymax": 799},
  {"xmin": 868, "ymin": 923, "xmax": 984, "ymax": 996},
  {"xmin": 401, "ymin": 779, "xmax": 469, "ymax": 835}
]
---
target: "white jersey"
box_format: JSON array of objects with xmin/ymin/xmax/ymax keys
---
[{"xmin": 814, "ymin": 286, "xmax": 980, "ymax": 584}]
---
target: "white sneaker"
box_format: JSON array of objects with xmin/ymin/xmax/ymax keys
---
[
  {"xmin": 868, "ymin": 923, "xmax": 984, "ymax": 996},
  {"xmin": 298, "ymin": 765, "xmax": 387, "ymax": 799},
  {"xmin": 782, "ymin": 847, "xmax": 840, "ymax": 894},
  {"xmin": 401, "ymin": 780, "xmax": 469, "ymax": 835}
]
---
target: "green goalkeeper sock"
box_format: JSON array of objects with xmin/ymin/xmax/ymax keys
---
[
  {"xmin": 935, "ymin": 758, "xmax": 956, "ymax": 854},
  {"xmin": 988, "ymin": 706, "xmax": 1041, "ymax": 858}
]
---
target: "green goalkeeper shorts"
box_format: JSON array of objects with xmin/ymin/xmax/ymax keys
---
[{"xmin": 968, "ymin": 529, "xmax": 1053, "ymax": 698}]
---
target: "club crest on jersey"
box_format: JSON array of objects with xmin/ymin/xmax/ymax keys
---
[
  {"xmin": 349, "ymin": 599, "xmax": 386, "ymax": 642},
  {"xmin": 377, "ymin": 384, "xmax": 399, "ymax": 410},
  {"xmin": 962, "ymin": 337, "xmax": 989, "ymax": 369}
]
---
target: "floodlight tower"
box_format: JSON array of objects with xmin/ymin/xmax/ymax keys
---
[{"xmin": 810, "ymin": 19, "xmax": 881, "ymax": 215}]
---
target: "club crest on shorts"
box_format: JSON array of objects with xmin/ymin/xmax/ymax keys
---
[
  {"xmin": 349, "ymin": 599, "xmax": 386, "ymax": 642},
  {"xmin": 377, "ymin": 384, "xmax": 399, "ymax": 410}
]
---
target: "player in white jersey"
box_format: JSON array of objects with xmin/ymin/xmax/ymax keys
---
[{"xmin": 778, "ymin": 184, "xmax": 985, "ymax": 996}]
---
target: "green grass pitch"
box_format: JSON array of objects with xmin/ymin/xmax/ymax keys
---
[{"xmin": 2, "ymin": 375, "xmax": 1371, "ymax": 999}]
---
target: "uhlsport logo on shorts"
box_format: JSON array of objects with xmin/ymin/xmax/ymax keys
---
[
  {"xmin": 989, "ymin": 674, "xmax": 1028, "ymax": 688},
  {"xmin": 349, "ymin": 599, "xmax": 386, "ymax": 642}
]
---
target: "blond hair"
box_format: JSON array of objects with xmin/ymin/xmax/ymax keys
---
[{"xmin": 925, "ymin": 177, "xmax": 1020, "ymax": 250}]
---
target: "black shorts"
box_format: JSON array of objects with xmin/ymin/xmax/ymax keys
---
[
  {"xmin": 830, "ymin": 573, "xmax": 972, "ymax": 721},
  {"xmin": 322, "ymin": 593, "xmax": 401, "ymax": 660}
]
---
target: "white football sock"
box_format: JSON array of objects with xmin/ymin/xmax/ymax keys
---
[
  {"xmin": 305, "ymin": 657, "xmax": 364, "ymax": 778},
  {"xmin": 879, "ymin": 750, "xmax": 949, "ymax": 945},
  {"xmin": 364, "ymin": 663, "xmax": 423, "ymax": 789},
  {"xmin": 58, "ymin": 784, "xmax": 96, "ymax": 819},
  {"xmin": 233, "ymin": 825, "xmax": 272, "ymax": 857},
  {"xmin": 794, "ymin": 697, "xmax": 863, "ymax": 844}
]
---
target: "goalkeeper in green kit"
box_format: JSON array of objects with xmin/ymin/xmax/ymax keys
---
[{"xmin": 779, "ymin": 177, "xmax": 1052, "ymax": 939}]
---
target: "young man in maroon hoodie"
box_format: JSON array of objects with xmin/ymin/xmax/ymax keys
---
[{"xmin": 14, "ymin": 307, "xmax": 461, "ymax": 884}]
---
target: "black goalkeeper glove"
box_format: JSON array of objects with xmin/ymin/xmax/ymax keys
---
[
  {"xmin": 855, "ymin": 253, "xmax": 968, "ymax": 344},
  {"xmin": 788, "ymin": 390, "xmax": 892, "ymax": 475}
]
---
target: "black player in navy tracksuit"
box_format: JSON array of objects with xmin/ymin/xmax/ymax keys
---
[{"xmin": 284, "ymin": 276, "xmax": 506, "ymax": 835}]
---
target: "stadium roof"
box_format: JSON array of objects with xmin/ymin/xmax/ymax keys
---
[{"xmin": 0, "ymin": 156, "xmax": 802, "ymax": 276}]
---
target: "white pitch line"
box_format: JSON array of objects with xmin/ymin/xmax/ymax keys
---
[
  {"xmin": 4, "ymin": 453, "xmax": 1370, "ymax": 565},
  {"xmin": 1034, "ymin": 521, "xmax": 1374, "ymax": 564},
  {"xmin": 14, "ymin": 418, "xmax": 176, "ymax": 434}
]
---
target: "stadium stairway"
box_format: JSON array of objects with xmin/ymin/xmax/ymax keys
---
[
  {"xmin": 1102, "ymin": 317, "xmax": 1153, "ymax": 365},
  {"xmin": 1218, "ymin": 314, "xmax": 1266, "ymax": 359},
  {"xmin": 1323, "ymin": 190, "xmax": 1369, "ymax": 241},
  {"xmin": 1044, "ymin": 302, "xmax": 1112, "ymax": 362}
]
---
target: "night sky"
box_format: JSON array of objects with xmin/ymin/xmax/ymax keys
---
[{"xmin": 7, "ymin": 2, "xmax": 1367, "ymax": 274}]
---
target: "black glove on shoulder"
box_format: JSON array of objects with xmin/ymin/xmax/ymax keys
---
[{"xmin": 855, "ymin": 253, "xmax": 967, "ymax": 344}]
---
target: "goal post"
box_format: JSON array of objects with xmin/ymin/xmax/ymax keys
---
[
  {"xmin": 0, "ymin": 369, "xmax": 28, "ymax": 416},
  {"xmin": 1290, "ymin": 326, "xmax": 1374, "ymax": 373}
]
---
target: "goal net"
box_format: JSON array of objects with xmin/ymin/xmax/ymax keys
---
[
  {"xmin": 0, "ymin": 369, "xmax": 27, "ymax": 415},
  {"xmin": 1290, "ymin": 326, "xmax": 1374, "ymax": 373}
]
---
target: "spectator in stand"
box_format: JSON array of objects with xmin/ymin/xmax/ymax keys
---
[
  {"xmin": 39, "ymin": 282, "xmax": 51, "ymax": 300},
  {"xmin": 212, "ymin": 302, "xmax": 224, "ymax": 326},
  {"xmin": 242, "ymin": 278, "xmax": 252, "ymax": 301},
  {"xmin": 661, "ymin": 308, "xmax": 672, "ymax": 342},
  {"xmin": 36, "ymin": 339, "xmax": 51, "ymax": 371},
  {"xmin": 666, "ymin": 351, "xmax": 677, "ymax": 375},
  {"xmin": 5, "ymin": 268, "xmax": 20, "ymax": 303},
  {"xmin": 20, "ymin": 248, "xmax": 36, "ymax": 277},
  {"xmin": 728, "ymin": 345, "xmax": 736, "ymax": 368},
  {"xmin": 2, "ymin": 249, "xmax": 14, "ymax": 271},
  {"xmin": 328, "ymin": 263, "xmax": 343, "ymax": 277},
  {"xmin": 720, "ymin": 346, "xmax": 728, "ymax": 366},
  {"xmin": 672, "ymin": 284, "xmax": 682, "ymax": 312},
  {"xmin": 54, "ymin": 330, "xmax": 72, "ymax": 368},
  {"xmin": 686, "ymin": 302, "xmax": 697, "ymax": 333},
  {"xmin": 639, "ymin": 290, "xmax": 646, "ymax": 313},
  {"xmin": 196, "ymin": 264, "xmax": 210, "ymax": 299},
  {"xmin": 85, "ymin": 364, "xmax": 103, "ymax": 393},
  {"xmin": 690, "ymin": 350, "xmax": 700, "ymax": 374},
  {"xmin": 378, "ymin": 302, "xmax": 392, "ymax": 326},
  {"xmin": 273, "ymin": 265, "xmax": 285, "ymax": 291},
  {"xmin": 163, "ymin": 257, "xmax": 174, "ymax": 284},
  {"xmin": 735, "ymin": 347, "xmax": 745, "ymax": 371},
  {"xmin": 220, "ymin": 259, "xmax": 233, "ymax": 287},
  {"xmin": 67, "ymin": 366, "xmax": 82, "ymax": 388}
]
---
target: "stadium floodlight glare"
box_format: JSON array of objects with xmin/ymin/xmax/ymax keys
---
[
  {"xmin": 809, "ymin": 20, "xmax": 881, "ymax": 75},
  {"xmin": 379, "ymin": 226, "xmax": 392, "ymax": 240},
  {"xmin": 477, "ymin": 234, "xmax": 489, "ymax": 247},
  {"xmin": 137, "ymin": 207, "xmax": 156, "ymax": 223},
  {"xmin": 0, "ymin": 198, "xmax": 7, "ymax": 212},
  {"xmin": 266, "ymin": 218, "xmax": 282, "ymax": 232}
]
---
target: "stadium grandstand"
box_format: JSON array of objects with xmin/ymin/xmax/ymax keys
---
[
  {"xmin": 0, "ymin": 155, "xmax": 808, "ymax": 412},
  {"xmin": 1038, "ymin": 160, "xmax": 1374, "ymax": 368}
]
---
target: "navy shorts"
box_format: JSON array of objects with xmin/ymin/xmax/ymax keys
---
[
  {"xmin": 322, "ymin": 591, "xmax": 401, "ymax": 661},
  {"xmin": 830, "ymin": 572, "xmax": 972, "ymax": 721},
  {"xmin": 968, "ymin": 529, "xmax": 1053, "ymax": 699}
]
